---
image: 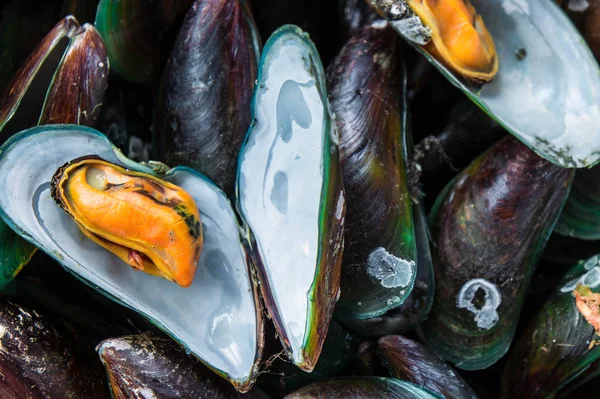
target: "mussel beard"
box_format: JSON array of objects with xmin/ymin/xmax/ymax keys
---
[{"xmin": 51, "ymin": 156, "xmax": 203, "ymax": 287}]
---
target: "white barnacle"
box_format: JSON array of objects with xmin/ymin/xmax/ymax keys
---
[
  {"xmin": 582, "ymin": 267, "xmax": 600, "ymax": 287},
  {"xmin": 457, "ymin": 278, "xmax": 501, "ymax": 330},
  {"xmin": 585, "ymin": 255, "xmax": 600, "ymax": 271},
  {"xmin": 561, "ymin": 276, "xmax": 582, "ymax": 293},
  {"xmin": 560, "ymin": 265, "xmax": 600, "ymax": 293},
  {"xmin": 367, "ymin": 247, "xmax": 415, "ymax": 289}
]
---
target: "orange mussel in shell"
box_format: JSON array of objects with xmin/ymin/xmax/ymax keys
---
[
  {"xmin": 409, "ymin": 0, "xmax": 499, "ymax": 83},
  {"xmin": 51, "ymin": 156, "xmax": 203, "ymax": 287}
]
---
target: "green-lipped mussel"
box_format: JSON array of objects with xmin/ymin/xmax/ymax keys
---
[
  {"xmin": 0, "ymin": 126, "xmax": 264, "ymax": 391},
  {"xmin": 328, "ymin": 21, "xmax": 416, "ymax": 323},
  {"xmin": 372, "ymin": 0, "xmax": 498, "ymax": 83},
  {"xmin": 551, "ymin": 0, "xmax": 600, "ymax": 241},
  {"xmin": 237, "ymin": 25, "xmax": 345, "ymax": 371},
  {"xmin": 51, "ymin": 156, "xmax": 203, "ymax": 288},
  {"xmin": 154, "ymin": 0, "xmax": 260, "ymax": 196},
  {"xmin": 327, "ymin": 20, "xmax": 433, "ymax": 335},
  {"xmin": 501, "ymin": 254, "xmax": 600, "ymax": 398},
  {"xmin": 0, "ymin": 299, "xmax": 108, "ymax": 398},
  {"xmin": 420, "ymin": 136, "xmax": 574, "ymax": 370},
  {"xmin": 98, "ymin": 332, "xmax": 269, "ymax": 398},
  {"xmin": 371, "ymin": 0, "xmax": 600, "ymax": 168},
  {"xmin": 375, "ymin": 335, "xmax": 478, "ymax": 399},
  {"xmin": 0, "ymin": 24, "xmax": 346, "ymax": 391},
  {"xmin": 283, "ymin": 377, "xmax": 442, "ymax": 398},
  {"xmin": 0, "ymin": 15, "xmax": 108, "ymax": 291},
  {"xmin": 257, "ymin": 320, "xmax": 359, "ymax": 397}
]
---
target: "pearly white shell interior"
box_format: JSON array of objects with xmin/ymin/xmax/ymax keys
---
[
  {"xmin": 391, "ymin": 0, "xmax": 600, "ymax": 167},
  {"xmin": 238, "ymin": 28, "xmax": 329, "ymax": 365},
  {"xmin": 0, "ymin": 126, "xmax": 258, "ymax": 384}
]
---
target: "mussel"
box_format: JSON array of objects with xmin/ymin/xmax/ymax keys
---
[
  {"xmin": 237, "ymin": 25, "xmax": 345, "ymax": 371},
  {"xmin": 327, "ymin": 21, "xmax": 418, "ymax": 326},
  {"xmin": 283, "ymin": 377, "xmax": 442, "ymax": 398},
  {"xmin": 98, "ymin": 332, "xmax": 269, "ymax": 398},
  {"xmin": 371, "ymin": 0, "xmax": 497, "ymax": 83},
  {"xmin": 0, "ymin": 15, "xmax": 108, "ymax": 290},
  {"xmin": 51, "ymin": 156, "xmax": 203, "ymax": 287},
  {"xmin": 371, "ymin": 0, "xmax": 600, "ymax": 168},
  {"xmin": 0, "ymin": 299, "xmax": 108, "ymax": 398},
  {"xmin": 154, "ymin": 0, "xmax": 260, "ymax": 196},
  {"xmin": 0, "ymin": 126, "xmax": 264, "ymax": 391},
  {"xmin": 550, "ymin": 0, "xmax": 600, "ymax": 241},
  {"xmin": 376, "ymin": 335, "xmax": 478, "ymax": 399},
  {"xmin": 420, "ymin": 136, "xmax": 574, "ymax": 370},
  {"xmin": 501, "ymin": 254, "xmax": 600, "ymax": 398}
]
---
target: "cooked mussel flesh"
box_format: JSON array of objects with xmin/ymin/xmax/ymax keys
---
[{"xmin": 51, "ymin": 156, "xmax": 203, "ymax": 287}]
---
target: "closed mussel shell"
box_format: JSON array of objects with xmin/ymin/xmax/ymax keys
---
[
  {"xmin": 283, "ymin": 377, "xmax": 442, "ymax": 399},
  {"xmin": 154, "ymin": 0, "xmax": 260, "ymax": 196},
  {"xmin": 0, "ymin": 15, "xmax": 108, "ymax": 291},
  {"xmin": 0, "ymin": 299, "xmax": 108, "ymax": 398},
  {"xmin": 328, "ymin": 21, "xmax": 418, "ymax": 326},
  {"xmin": 377, "ymin": 335, "xmax": 478, "ymax": 399},
  {"xmin": 501, "ymin": 254, "xmax": 600, "ymax": 398},
  {"xmin": 0, "ymin": 16, "xmax": 108, "ymax": 139},
  {"xmin": 420, "ymin": 136, "xmax": 574, "ymax": 370},
  {"xmin": 98, "ymin": 332, "xmax": 269, "ymax": 398}
]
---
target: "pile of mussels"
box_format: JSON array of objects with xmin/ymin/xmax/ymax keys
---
[{"xmin": 1, "ymin": 0, "xmax": 600, "ymax": 397}]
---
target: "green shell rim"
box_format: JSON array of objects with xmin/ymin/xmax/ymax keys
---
[{"xmin": 235, "ymin": 24, "xmax": 335, "ymax": 367}]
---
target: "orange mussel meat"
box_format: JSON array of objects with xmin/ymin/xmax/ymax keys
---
[
  {"xmin": 408, "ymin": 0, "xmax": 499, "ymax": 83},
  {"xmin": 51, "ymin": 156, "xmax": 203, "ymax": 287}
]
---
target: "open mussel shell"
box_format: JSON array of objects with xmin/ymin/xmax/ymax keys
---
[
  {"xmin": 0, "ymin": 125, "xmax": 263, "ymax": 391},
  {"xmin": 550, "ymin": 0, "xmax": 600, "ymax": 241},
  {"xmin": 0, "ymin": 299, "xmax": 108, "ymax": 398},
  {"xmin": 501, "ymin": 254, "xmax": 600, "ymax": 398},
  {"xmin": 370, "ymin": 0, "xmax": 600, "ymax": 168},
  {"xmin": 237, "ymin": 25, "xmax": 345, "ymax": 371},
  {"xmin": 327, "ymin": 21, "xmax": 417, "ymax": 322},
  {"xmin": 98, "ymin": 332, "xmax": 269, "ymax": 398},
  {"xmin": 154, "ymin": 0, "xmax": 260, "ymax": 197},
  {"xmin": 376, "ymin": 335, "xmax": 478, "ymax": 399},
  {"xmin": 94, "ymin": 0, "xmax": 193, "ymax": 85},
  {"xmin": 0, "ymin": 15, "xmax": 108, "ymax": 290},
  {"xmin": 420, "ymin": 135, "xmax": 574, "ymax": 370},
  {"xmin": 283, "ymin": 377, "xmax": 442, "ymax": 398}
]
